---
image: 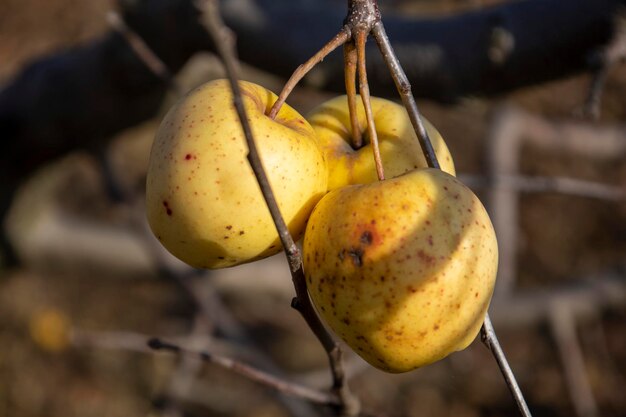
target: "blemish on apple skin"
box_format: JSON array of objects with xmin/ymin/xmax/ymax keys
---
[
  {"xmin": 347, "ymin": 247, "xmax": 364, "ymax": 267},
  {"xmin": 360, "ymin": 231, "xmax": 373, "ymax": 245},
  {"xmin": 416, "ymin": 249, "xmax": 436, "ymax": 265},
  {"xmin": 162, "ymin": 201, "xmax": 173, "ymax": 216}
]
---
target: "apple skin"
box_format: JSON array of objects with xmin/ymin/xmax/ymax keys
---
[
  {"xmin": 303, "ymin": 168, "xmax": 497, "ymax": 372},
  {"xmin": 146, "ymin": 79, "xmax": 328, "ymax": 268},
  {"xmin": 307, "ymin": 95, "xmax": 455, "ymax": 190}
]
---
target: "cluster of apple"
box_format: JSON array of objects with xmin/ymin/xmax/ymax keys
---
[{"xmin": 145, "ymin": 79, "xmax": 498, "ymax": 373}]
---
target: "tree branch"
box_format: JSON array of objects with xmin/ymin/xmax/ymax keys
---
[
  {"xmin": 148, "ymin": 338, "xmax": 342, "ymax": 408},
  {"xmin": 196, "ymin": 1, "xmax": 360, "ymax": 415}
]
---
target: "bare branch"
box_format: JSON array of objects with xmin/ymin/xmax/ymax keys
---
[
  {"xmin": 371, "ymin": 21, "xmax": 440, "ymax": 170},
  {"xmin": 106, "ymin": 11, "xmax": 182, "ymax": 95},
  {"xmin": 461, "ymin": 174, "xmax": 626, "ymax": 201},
  {"xmin": 580, "ymin": 12, "xmax": 626, "ymax": 120},
  {"xmin": 148, "ymin": 337, "xmax": 342, "ymax": 407},
  {"xmin": 549, "ymin": 303, "xmax": 599, "ymax": 417},
  {"xmin": 481, "ymin": 314, "xmax": 533, "ymax": 417},
  {"xmin": 196, "ymin": 1, "xmax": 360, "ymax": 415},
  {"xmin": 490, "ymin": 272, "xmax": 626, "ymax": 329},
  {"xmin": 486, "ymin": 105, "xmax": 626, "ymax": 298}
]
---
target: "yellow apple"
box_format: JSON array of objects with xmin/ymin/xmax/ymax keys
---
[
  {"xmin": 303, "ymin": 168, "xmax": 497, "ymax": 372},
  {"xmin": 146, "ymin": 79, "xmax": 327, "ymax": 268},
  {"xmin": 307, "ymin": 95, "xmax": 456, "ymax": 190}
]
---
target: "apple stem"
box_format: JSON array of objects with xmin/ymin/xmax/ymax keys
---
[
  {"xmin": 198, "ymin": 2, "xmax": 361, "ymax": 415},
  {"xmin": 481, "ymin": 313, "xmax": 534, "ymax": 417},
  {"xmin": 343, "ymin": 40, "xmax": 363, "ymax": 149},
  {"xmin": 355, "ymin": 29, "xmax": 385, "ymax": 181},
  {"xmin": 267, "ymin": 29, "xmax": 350, "ymax": 120},
  {"xmin": 371, "ymin": 21, "xmax": 442, "ymax": 170}
]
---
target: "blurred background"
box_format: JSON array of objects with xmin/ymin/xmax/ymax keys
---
[{"xmin": 0, "ymin": 0, "xmax": 625, "ymax": 416}]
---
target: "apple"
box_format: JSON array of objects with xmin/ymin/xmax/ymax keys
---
[
  {"xmin": 302, "ymin": 168, "xmax": 497, "ymax": 372},
  {"xmin": 307, "ymin": 95, "xmax": 456, "ymax": 190},
  {"xmin": 146, "ymin": 79, "xmax": 328, "ymax": 268}
]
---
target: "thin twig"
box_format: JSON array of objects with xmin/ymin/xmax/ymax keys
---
[
  {"xmin": 344, "ymin": 41, "xmax": 362, "ymax": 148},
  {"xmin": 461, "ymin": 174, "xmax": 626, "ymax": 201},
  {"xmin": 580, "ymin": 12, "xmax": 626, "ymax": 120},
  {"xmin": 106, "ymin": 11, "xmax": 182, "ymax": 95},
  {"xmin": 197, "ymin": 1, "xmax": 360, "ymax": 415},
  {"xmin": 370, "ymin": 16, "xmax": 531, "ymax": 415},
  {"xmin": 548, "ymin": 303, "xmax": 599, "ymax": 417},
  {"xmin": 481, "ymin": 314, "xmax": 533, "ymax": 417},
  {"xmin": 371, "ymin": 21, "xmax": 440, "ymax": 170},
  {"xmin": 199, "ymin": 1, "xmax": 299, "ymax": 269},
  {"xmin": 486, "ymin": 104, "xmax": 626, "ymax": 298},
  {"xmin": 490, "ymin": 272, "xmax": 626, "ymax": 328},
  {"xmin": 581, "ymin": 66, "xmax": 609, "ymax": 121},
  {"xmin": 355, "ymin": 29, "xmax": 385, "ymax": 181},
  {"xmin": 148, "ymin": 338, "xmax": 341, "ymax": 407},
  {"xmin": 159, "ymin": 316, "xmax": 211, "ymax": 417},
  {"xmin": 268, "ymin": 29, "xmax": 350, "ymax": 119}
]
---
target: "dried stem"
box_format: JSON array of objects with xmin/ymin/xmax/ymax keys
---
[
  {"xmin": 344, "ymin": 41, "xmax": 362, "ymax": 148},
  {"xmin": 268, "ymin": 29, "xmax": 350, "ymax": 120},
  {"xmin": 197, "ymin": 1, "xmax": 360, "ymax": 415},
  {"xmin": 355, "ymin": 30, "xmax": 385, "ymax": 181},
  {"xmin": 481, "ymin": 314, "xmax": 533, "ymax": 417}
]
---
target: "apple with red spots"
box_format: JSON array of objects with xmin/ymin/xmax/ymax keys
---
[
  {"xmin": 303, "ymin": 168, "xmax": 498, "ymax": 372},
  {"xmin": 146, "ymin": 79, "xmax": 327, "ymax": 268}
]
